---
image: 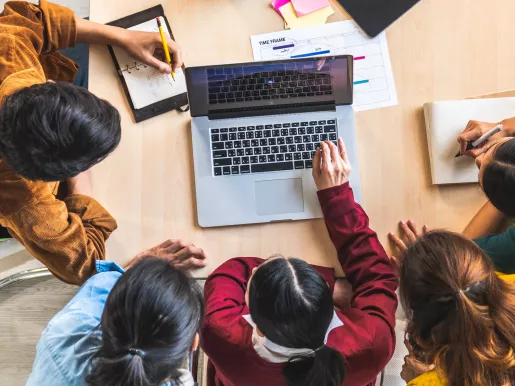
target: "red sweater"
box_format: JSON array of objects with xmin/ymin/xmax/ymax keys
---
[{"xmin": 202, "ymin": 183, "xmax": 398, "ymax": 386}]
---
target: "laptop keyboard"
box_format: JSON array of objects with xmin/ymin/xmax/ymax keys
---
[
  {"xmin": 207, "ymin": 63, "xmax": 333, "ymax": 105},
  {"xmin": 211, "ymin": 120, "xmax": 337, "ymax": 176}
]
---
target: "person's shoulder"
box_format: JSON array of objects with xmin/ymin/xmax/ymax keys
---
[{"xmin": 408, "ymin": 370, "xmax": 447, "ymax": 386}]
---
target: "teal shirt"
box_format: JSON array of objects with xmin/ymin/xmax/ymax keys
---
[{"xmin": 475, "ymin": 226, "xmax": 515, "ymax": 274}]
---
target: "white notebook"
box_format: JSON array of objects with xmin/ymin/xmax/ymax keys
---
[
  {"xmin": 424, "ymin": 98, "xmax": 515, "ymax": 185},
  {"xmin": 111, "ymin": 17, "xmax": 187, "ymax": 109}
]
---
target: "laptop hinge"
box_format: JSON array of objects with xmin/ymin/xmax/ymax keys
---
[{"xmin": 207, "ymin": 101, "xmax": 337, "ymax": 120}]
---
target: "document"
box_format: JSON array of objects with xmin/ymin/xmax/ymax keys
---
[{"xmin": 250, "ymin": 21, "xmax": 398, "ymax": 111}]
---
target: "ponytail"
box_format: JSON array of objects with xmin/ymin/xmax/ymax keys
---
[
  {"xmin": 283, "ymin": 345, "xmax": 346, "ymax": 386},
  {"xmin": 87, "ymin": 350, "xmax": 150, "ymax": 386}
]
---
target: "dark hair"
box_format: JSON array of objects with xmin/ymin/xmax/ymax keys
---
[
  {"xmin": 86, "ymin": 257, "xmax": 204, "ymax": 386},
  {"xmin": 483, "ymin": 138, "xmax": 515, "ymax": 217},
  {"xmin": 248, "ymin": 256, "xmax": 345, "ymax": 386},
  {"xmin": 400, "ymin": 231, "xmax": 515, "ymax": 386},
  {"xmin": 0, "ymin": 82, "xmax": 121, "ymax": 181}
]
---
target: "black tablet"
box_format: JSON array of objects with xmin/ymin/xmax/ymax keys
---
[{"xmin": 336, "ymin": 0, "xmax": 421, "ymax": 38}]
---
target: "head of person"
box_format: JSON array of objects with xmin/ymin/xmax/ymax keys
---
[
  {"xmin": 86, "ymin": 257, "xmax": 204, "ymax": 386},
  {"xmin": 0, "ymin": 82, "xmax": 121, "ymax": 182},
  {"xmin": 399, "ymin": 231, "xmax": 515, "ymax": 386},
  {"xmin": 246, "ymin": 256, "xmax": 345, "ymax": 386},
  {"xmin": 476, "ymin": 137, "xmax": 515, "ymax": 217}
]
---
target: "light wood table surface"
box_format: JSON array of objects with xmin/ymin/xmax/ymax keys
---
[{"xmin": 88, "ymin": 0, "xmax": 515, "ymax": 276}]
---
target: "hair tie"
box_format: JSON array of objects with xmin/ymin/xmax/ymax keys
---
[{"xmin": 128, "ymin": 348, "xmax": 145, "ymax": 358}]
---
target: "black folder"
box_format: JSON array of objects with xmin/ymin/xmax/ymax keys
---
[{"xmin": 106, "ymin": 5, "xmax": 188, "ymax": 123}]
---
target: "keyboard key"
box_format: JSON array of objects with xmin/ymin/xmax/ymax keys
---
[
  {"xmin": 294, "ymin": 153, "xmax": 302, "ymax": 160},
  {"xmin": 245, "ymin": 148, "xmax": 254, "ymax": 155},
  {"xmin": 220, "ymin": 128, "xmax": 229, "ymax": 133},
  {"xmin": 255, "ymin": 131, "xmax": 263, "ymax": 138},
  {"xmin": 268, "ymin": 154, "xmax": 276, "ymax": 162},
  {"xmin": 262, "ymin": 147, "xmax": 271, "ymax": 154},
  {"xmin": 298, "ymin": 127, "xmax": 306, "ymax": 135},
  {"xmin": 247, "ymin": 126, "xmax": 255, "ymax": 130},
  {"xmin": 306, "ymin": 143, "xmax": 314, "ymax": 151},
  {"xmin": 315, "ymin": 126, "xmax": 323, "ymax": 133},
  {"xmin": 271, "ymin": 146, "xmax": 279, "ymax": 154},
  {"xmin": 272, "ymin": 130, "xmax": 280, "ymax": 137},
  {"xmin": 225, "ymin": 142, "xmax": 233, "ymax": 149},
  {"xmin": 260, "ymin": 139, "xmax": 267, "ymax": 146},
  {"xmin": 321, "ymin": 134, "xmax": 328, "ymax": 141},
  {"xmin": 238, "ymin": 127, "xmax": 246, "ymax": 131},
  {"xmin": 256, "ymin": 125, "xmax": 264, "ymax": 130},
  {"xmin": 242, "ymin": 157, "xmax": 249, "ymax": 164},
  {"xmin": 241, "ymin": 165, "xmax": 250, "ymax": 174},
  {"xmin": 292, "ymin": 122, "xmax": 300, "ymax": 127},
  {"xmin": 229, "ymin": 127, "xmax": 237, "ymax": 132},
  {"xmin": 269, "ymin": 138, "xmax": 277, "ymax": 145},
  {"xmin": 327, "ymin": 119, "xmax": 336, "ymax": 124},
  {"xmin": 214, "ymin": 158, "xmax": 232, "ymax": 167},
  {"xmin": 274, "ymin": 124, "xmax": 282, "ymax": 128},
  {"xmin": 285, "ymin": 154, "xmax": 293, "ymax": 161},
  {"xmin": 303, "ymin": 135, "xmax": 311, "ymax": 143},
  {"xmin": 277, "ymin": 154, "xmax": 285, "ymax": 161},
  {"xmin": 289, "ymin": 128, "xmax": 298, "ymax": 136},
  {"xmin": 302, "ymin": 152, "xmax": 311, "ymax": 160},
  {"xmin": 251, "ymin": 140, "xmax": 259, "ymax": 147},
  {"xmin": 220, "ymin": 134, "xmax": 229, "ymax": 141},
  {"xmin": 223, "ymin": 166, "xmax": 231, "ymax": 175},
  {"xmin": 259, "ymin": 155, "xmax": 267, "ymax": 163},
  {"xmin": 318, "ymin": 120, "xmax": 326, "ymax": 125},
  {"xmin": 329, "ymin": 133, "xmax": 337, "ymax": 141},
  {"xmin": 264, "ymin": 130, "xmax": 272, "ymax": 138},
  {"xmin": 305, "ymin": 160, "xmax": 313, "ymax": 168},
  {"xmin": 281, "ymin": 129, "xmax": 289, "ymax": 136},
  {"xmin": 254, "ymin": 148, "xmax": 262, "ymax": 155},
  {"xmin": 294, "ymin": 161, "xmax": 305, "ymax": 169},
  {"xmin": 211, "ymin": 134, "xmax": 220, "ymax": 142},
  {"xmin": 286, "ymin": 137, "xmax": 294, "ymax": 144},
  {"xmin": 234, "ymin": 141, "xmax": 242, "ymax": 148},
  {"xmin": 301, "ymin": 122, "xmax": 309, "ymax": 126},
  {"xmin": 212, "ymin": 142, "xmax": 224, "ymax": 150},
  {"xmin": 246, "ymin": 132, "xmax": 255, "ymax": 139},
  {"xmin": 265, "ymin": 125, "xmax": 273, "ymax": 129},
  {"xmin": 213, "ymin": 150, "xmax": 227, "ymax": 158},
  {"xmin": 232, "ymin": 166, "xmax": 240, "ymax": 174},
  {"xmin": 312, "ymin": 134, "xmax": 320, "ymax": 142},
  {"xmin": 324, "ymin": 125, "xmax": 336, "ymax": 133},
  {"xmin": 250, "ymin": 156, "xmax": 259, "ymax": 164},
  {"xmin": 309, "ymin": 121, "xmax": 317, "ymax": 126},
  {"xmin": 237, "ymin": 149, "xmax": 244, "ymax": 156},
  {"xmin": 238, "ymin": 132, "xmax": 246, "ymax": 139},
  {"xmin": 294, "ymin": 136, "xmax": 302, "ymax": 144},
  {"xmin": 282, "ymin": 123, "xmax": 291, "ymax": 128},
  {"xmin": 212, "ymin": 129, "xmax": 220, "ymax": 133},
  {"xmin": 280, "ymin": 145, "xmax": 288, "ymax": 153},
  {"xmin": 229, "ymin": 133, "xmax": 237, "ymax": 140},
  {"xmin": 277, "ymin": 137, "xmax": 285, "ymax": 145},
  {"xmin": 297, "ymin": 144, "xmax": 305, "ymax": 152},
  {"xmin": 307, "ymin": 127, "xmax": 314, "ymax": 134},
  {"xmin": 251, "ymin": 162, "xmax": 294, "ymax": 173},
  {"xmin": 214, "ymin": 167, "xmax": 222, "ymax": 176},
  {"xmin": 233, "ymin": 157, "xmax": 241, "ymax": 165},
  {"xmin": 228, "ymin": 150, "xmax": 236, "ymax": 157},
  {"xmin": 243, "ymin": 140, "xmax": 251, "ymax": 147}
]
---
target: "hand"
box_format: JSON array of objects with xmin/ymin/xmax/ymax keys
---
[
  {"xmin": 312, "ymin": 139, "xmax": 351, "ymax": 191},
  {"xmin": 127, "ymin": 239, "xmax": 207, "ymax": 271},
  {"xmin": 119, "ymin": 30, "xmax": 183, "ymax": 74},
  {"xmin": 332, "ymin": 277, "xmax": 352, "ymax": 311},
  {"xmin": 388, "ymin": 220, "xmax": 429, "ymax": 270},
  {"xmin": 456, "ymin": 120, "xmax": 505, "ymax": 157},
  {"xmin": 401, "ymin": 354, "xmax": 435, "ymax": 383},
  {"xmin": 67, "ymin": 170, "xmax": 93, "ymax": 197}
]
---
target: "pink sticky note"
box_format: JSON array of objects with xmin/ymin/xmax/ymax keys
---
[
  {"xmin": 291, "ymin": 0, "xmax": 330, "ymax": 17},
  {"xmin": 270, "ymin": 0, "xmax": 292, "ymax": 17}
]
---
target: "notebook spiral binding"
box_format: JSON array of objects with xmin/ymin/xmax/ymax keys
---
[{"xmin": 118, "ymin": 61, "xmax": 148, "ymax": 75}]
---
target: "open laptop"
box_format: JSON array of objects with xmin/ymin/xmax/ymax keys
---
[{"xmin": 185, "ymin": 56, "xmax": 362, "ymax": 227}]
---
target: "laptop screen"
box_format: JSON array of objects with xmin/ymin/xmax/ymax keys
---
[{"xmin": 186, "ymin": 56, "xmax": 353, "ymax": 117}]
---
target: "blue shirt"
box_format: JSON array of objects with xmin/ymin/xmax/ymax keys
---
[{"xmin": 27, "ymin": 261, "xmax": 189, "ymax": 386}]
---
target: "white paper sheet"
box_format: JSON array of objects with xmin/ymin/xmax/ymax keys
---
[
  {"xmin": 111, "ymin": 17, "xmax": 187, "ymax": 110},
  {"xmin": 250, "ymin": 21, "xmax": 398, "ymax": 111},
  {"xmin": 424, "ymin": 98, "xmax": 515, "ymax": 185}
]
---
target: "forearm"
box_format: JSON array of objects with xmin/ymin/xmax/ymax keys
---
[
  {"xmin": 500, "ymin": 117, "xmax": 515, "ymax": 137},
  {"xmin": 463, "ymin": 200, "xmax": 506, "ymax": 239},
  {"xmin": 75, "ymin": 17, "xmax": 127, "ymax": 47}
]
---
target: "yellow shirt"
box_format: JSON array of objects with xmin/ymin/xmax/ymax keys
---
[{"xmin": 407, "ymin": 273, "xmax": 515, "ymax": 386}]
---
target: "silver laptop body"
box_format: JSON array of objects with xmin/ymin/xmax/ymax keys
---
[{"xmin": 186, "ymin": 56, "xmax": 361, "ymax": 227}]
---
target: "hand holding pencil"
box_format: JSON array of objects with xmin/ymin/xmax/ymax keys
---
[
  {"xmin": 118, "ymin": 19, "xmax": 183, "ymax": 75},
  {"xmin": 156, "ymin": 17, "xmax": 176, "ymax": 81}
]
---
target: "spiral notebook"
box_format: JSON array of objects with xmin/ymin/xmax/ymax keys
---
[{"xmin": 107, "ymin": 6, "xmax": 188, "ymax": 122}]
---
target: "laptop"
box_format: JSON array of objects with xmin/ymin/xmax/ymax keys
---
[{"xmin": 185, "ymin": 56, "xmax": 362, "ymax": 227}]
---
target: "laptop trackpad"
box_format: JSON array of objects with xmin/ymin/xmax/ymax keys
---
[{"xmin": 254, "ymin": 179, "xmax": 304, "ymax": 216}]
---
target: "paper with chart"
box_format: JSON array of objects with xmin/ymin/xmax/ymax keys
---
[
  {"xmin": 250, "ymin": 21, "xmax": 398, "ymax": 111},
  {"xmin": 112, "ymin": 17, "xmax": 187, "ymax": 109}
]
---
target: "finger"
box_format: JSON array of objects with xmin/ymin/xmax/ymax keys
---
[
  {"xmin": 389, "ymin": 255, "xmax": 400, "ymax": 270},
  {"xmin": 320, "ymin": 142, "xmax": 331, "ymax": 168},
  {"xmin": 167, "ymin": 38, "xmax": 183, "ymax": 71},
  {"xmin": 406, "ymin": 220, "xmax": 420, "ymax": 238},
  {"xmin": 164, "ymin": 240, "xmax": 189, "ymax": 254},
  {"xmin": 158, "ymin": 239, "xmax": 179, "ymax": 249},
  {"xmin": 400, "ymin": 221, "xmax": 417, "ymax": 243},
  {"xmin": 465, "ymin": 143, "xmax": 490, "ymax": 158},
  {"xmin": 175, "ymin": 257, "xmax": 208, "ymax": 271},
  {"xmin": 463, "ymin": 120, "xmax": 476, "ymax": 132},
  {"xmin": 422, "ymin": 225, "xmax": 429, "ymax": 234},
  {"xmin": 316, "ymin": 58, "xmax": 327, "ymax": 71},
  {"xmin": 312, "ymin": 146, "xmax": 322, "ymax": 176},
  {"xmin": 328, "ymin": 140, "xmax": 340, "ymax": 163},
  {"xmin": 338, "ymin": 138, "xmax": 349, "ymax": 164},
  {"xmin": 175, "ymin": 245, "xmax": 207, "ymax": 261},
  {"xmin": 389, "ymin": 232, "xmax": 408, "ymax": 252},
  {"xmin": 145, "ymin": 54, "xmax": 172, "ymax": 74}
]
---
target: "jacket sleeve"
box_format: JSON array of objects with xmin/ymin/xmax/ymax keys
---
[
  {"xmin": 4, "ymin": 187, "xmax": 117, "ymax": 286},
  {"xmin": 317, "ymin": 182, "xmax": 398, "ymax": 378},
  {"xmin": 0, "ymin": 0, "xmax": 77, "ymax": 83},
  {"xmin": 474, "ymin": 226, "xmax": 515, "ymax": 274}
]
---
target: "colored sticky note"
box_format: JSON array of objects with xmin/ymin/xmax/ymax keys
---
[
  {"xmin": 270, "ymin": 0, "xmax": 292, "ymax": 17},
  {"xmin": 279, "ymin": 2, "xmax": 334, "ymax": 29},
  {"xmin": 291, "ymin": 0, "xmax": 330, "ymax": 17}
]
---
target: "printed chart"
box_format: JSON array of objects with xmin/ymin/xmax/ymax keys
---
[{"xmin": 251, "ymin": 21, "xmax": 398, "ymax": 111}]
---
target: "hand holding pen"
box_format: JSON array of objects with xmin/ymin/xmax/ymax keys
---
[{"xmin": 456, "ymin": 121, "xmax": 505, "ymax": 157}]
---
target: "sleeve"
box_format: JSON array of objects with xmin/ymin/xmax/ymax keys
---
[
  {"xmin": 0, "ymin": 0, "xmax": 77, "ymax": 82},
  {"xmin": 5, "ymin": 191, "xmax": 117, "ymax": 286},
  {"xmin": 317, "ymin": 183, "xmax": 398, "ymax": 373},
  {"xmin": 474, "ymin": 226, "xmax": 515, "ymax": 274}
]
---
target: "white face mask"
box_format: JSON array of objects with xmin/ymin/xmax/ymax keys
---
[{"xmin": 242, "ymin": 311, "xmax": 343, "ymax": 363}]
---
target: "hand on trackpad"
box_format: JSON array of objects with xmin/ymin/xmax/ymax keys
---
[{"xmin": 254, "ymin": 178, "xmax": 304, "ymax": 216}]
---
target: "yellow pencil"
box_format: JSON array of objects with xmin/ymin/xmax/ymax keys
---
[{"xmin": 156, "ymin": 17, "xmax": 175, "ymax": 81}]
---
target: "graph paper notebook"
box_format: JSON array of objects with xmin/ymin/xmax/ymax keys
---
[{"xmin": 107, "ymin": 6, "xmax": 188, "ymax": 122}]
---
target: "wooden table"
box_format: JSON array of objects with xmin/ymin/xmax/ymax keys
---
[{"xmin": 88, "ymin": 0, "xmax": 515, "ymax": 275}]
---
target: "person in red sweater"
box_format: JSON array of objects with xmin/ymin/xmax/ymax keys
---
[{"xmin": 202, "ymin": 139, "xmax": 399, "ymax": 386}]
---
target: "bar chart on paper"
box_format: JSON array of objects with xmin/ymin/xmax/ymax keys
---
[{"xmin": 250, "ymin": 21, "xmax": 398, "ymax": 111}]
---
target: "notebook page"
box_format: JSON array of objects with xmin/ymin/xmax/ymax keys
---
[
  {"xmin": 112, "ymin": 17, "xmax": 187, "ymax": 109},
  {"xmin": 424, "ymin": 98, "xmax": 515, "ymax": 185}
]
